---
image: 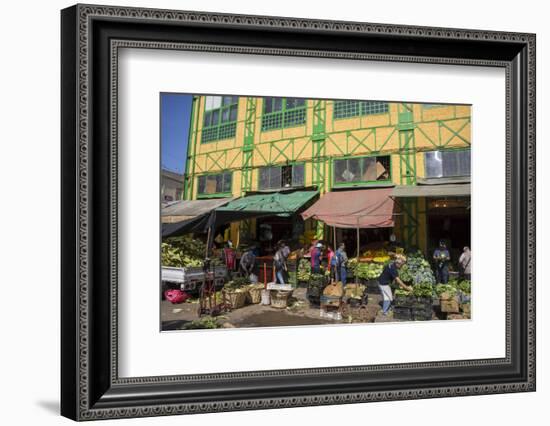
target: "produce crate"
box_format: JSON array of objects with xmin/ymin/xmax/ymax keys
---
[
  {"xmin": 393, "ymin": 306, "xmax": 412, "ymax": 321},
  {"xmin": 440, "ymin": 297, "xmax": 460, "ymax": 313},
  {"xmin": 271, "ymin": 290, "xmax": 292, "ymax": 309},
  {"xmin": 394, "ymin": 295, "xmax": 415, "ymax": 308},
  {"xmin": 412, "ymin": 307, "xmax": 433, "ymax": 321},
  {"xmin": 412, "ymin": 296, "xmax": 432, "ymax": 310},
  {"xmin": 460, "ymin": 303, "xmax": 471, "ymax": 315}
]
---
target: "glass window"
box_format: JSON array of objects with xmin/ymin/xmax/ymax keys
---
[
  {"xmin": 202, "ymin": 96, "xmax": 239, "ymax": 143},
  {"xmin": 333, "ymin": 155, "xmax": 391, "ymax": 185},
  {"xmin": 262, "ymin": 97, "xmax": 306, "ymax": 131},
  {"xmin": 424, "ymin": 150, "xmax": 470, "ymax": 178},
  {"xmin": 333, "ymin": 100, "xmax": 389, "ymax": 119},
  {"xmin": 197, "ymin": 172, "xmax": 232, "ymax": 196},
  {"xmin": 258, "ymin": 164, "xmax": 305, "ymax": 190}
]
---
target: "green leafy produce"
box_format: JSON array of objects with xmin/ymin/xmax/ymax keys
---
[
  {"xmin": 457, "ymin": 280, "xmax": 471, "ymax": 294},
  {"xmin": 412, "ymin": 283, "xmax": 434, "ymax": 297},
  {"xmin": 394, "ymin": 288, "xmax": 412, "ymax": 297},
  {"xmin": 225, "ymin": 276, "xmax": 250, "ymax": 290},
  {"xmin": 347, "ymin": 258, "xmax": 358, "ymax": 276},
  {"xmin": 182, "ymin": 316, "xmax": 220, "ymax": 329},
  {"xmin": 297, "ymin": 258, "xmax": 312, "ymax": 281},
  {"xmin": 355, "ymin": 262, "xmax": 383, "ymax": 280},
  {"xmin": 309, "ymin": 273, "xmax": 327, "ymax": 287},
  {"xmin": 435, "ymin": 284, "xmax": 458, "ymax": 297},
  {"xmin": 161, "ymin": 235, "xmax": 206, "ymax": 268},
  {"xmin": 399, "ymin": 251, "xmax": 435, "ymax": 285}
]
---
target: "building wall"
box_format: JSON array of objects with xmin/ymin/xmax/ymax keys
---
[{"xmin": 183, "ymin": 96, "xmax": 471, "ymax": 251}]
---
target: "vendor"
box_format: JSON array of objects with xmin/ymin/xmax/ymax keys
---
[
  {"xmin": 273, "ymin": 242, "xmax": 288, "ymax": 284},
  {"xmin": 378, "ymin": 255, "xmax": 412, "ymax": 316},
  {"xmin": 239, "ymin": 245, "xmax": 256, "ymax": 279},
  {"xmin": 311, "ymin": 242, "xmax": 323, "ymax": 274},
  {"xmin": 433, "ymin": 240, "xmax": 451, "ymax": 284}
]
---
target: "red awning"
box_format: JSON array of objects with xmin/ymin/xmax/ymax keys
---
[{"xmin": 301, "ymin": 188, "xmax": 395, "ymax": 228}]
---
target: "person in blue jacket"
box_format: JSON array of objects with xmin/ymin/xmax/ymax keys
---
[{"xmin": 433, "ymin": 240, "xmax": 451, "ymax": 284}]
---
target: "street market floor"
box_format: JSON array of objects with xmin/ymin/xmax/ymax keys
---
[{"xmin": 159, "ymin": 287, "xmax": 420, "ymax": 331}]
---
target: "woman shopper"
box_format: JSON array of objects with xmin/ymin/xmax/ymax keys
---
[{"xmin": 377, "ymin": 255, "xmax": 412, "ymax": 316}]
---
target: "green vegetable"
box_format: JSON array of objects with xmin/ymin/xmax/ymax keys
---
[
  {"xmin": 399, "ymin": 251, "xmax": 435, "ymax": 285},
  {"xmin": 457, "ymin": 280, "xmax": 471, "ymax": 294},
  {"xmin": 435, "ymin": 284, "xmax": 458, "ymax": 297},
  {"xmin": 412, "ymin": 283, "xmax": 434, "ymax": 297},
  {"xmin": 225, "ymin": 276, "xmax": 250, "ymax": 290},
  {"xmin": 297, "ymin": 258, "xmax": 312, "ymax": 281},
  {"xmin": 394, "ymin": 288, "xmax": 412, "ymax": 297},
  {"xmin": 182, "ymin": 316, "xmax": 220, "ymax": 329},
  {"xmin": 355, "ymin": 262, "xmax": 383, "ymax": 280}
]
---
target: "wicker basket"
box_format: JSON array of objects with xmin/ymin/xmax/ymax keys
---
[
  {"xmin": 270, "ymin": 290, "xmax": 292, "ymax": 309},
  {"xmin": 247, "ymin": 285, "xmax": 263, "ymax": 304},
  {"xmin": 225, "ymin": 290, "xmax": 247, "ymax": 309}
]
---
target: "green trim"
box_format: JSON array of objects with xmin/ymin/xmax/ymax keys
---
[
  {"xmin": 331, "ymin": 153, "xmax": 392, "ymax": 188},
  {"xmin": 186, "ymin": 96, "xmax": 201, "ymax": 200}
]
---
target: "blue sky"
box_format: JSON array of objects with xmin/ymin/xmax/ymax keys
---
[{"xmin": 161, "ymin": 93, "xmax": 193, "ymax": 174}]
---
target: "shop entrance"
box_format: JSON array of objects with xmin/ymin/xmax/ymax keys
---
[{"xmin": 426, "ymin": 197, "xmax": 471, "ymax": 261}]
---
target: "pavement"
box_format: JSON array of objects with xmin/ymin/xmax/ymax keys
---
[{"xmin": 161, "ymin": 287, "xmax": 389, "ymax": 330}]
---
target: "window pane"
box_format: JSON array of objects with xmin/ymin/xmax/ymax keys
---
[
  {"xmin": 259, "ymin": 167, "xmax": 270, "ymax": 189},
  {"xmin": 442, "ymin": 151, "xmax": 459, "ymax": 177},
  {"xmin": 264, "ymin": 97, "xmax": 273, "ymax": 114},
  {"xmin": 203, "ymin": 111, "xmax": 212, "ymax": 127},
  {"xmin": 211, "ymin": 110, "xmax": 220, "ymax": 126},
  {"xmin": 269, "ymin": 167, "xmax": 282, "ymax": 189},
  {"xmin": 198, "ymin": 176, "xmax": 206, "ymax": 193},
  {"xmin": 377, "ymin": 156, "xmax": 391, "ymax": 180},
  {"xmin": 458, "ymin": 150, "xmax": 471, "ymax": 176},
  {"xmin": 215, "ymin": 174, "xmax": 224, "ymax": 193},
  {"xmin": 205, "ymin": 96, "xmax": 214, "ymax": 111},
  {"xmin": 273, "ymin": 98, "xmax": 283, "ymax": 112},
  {"xmin": 206, "ymin": 176, "xmax": 217, "ymax": 194},
  {"xmin": 229, "ymin": 105, "xmax": 238, "ymax": 121},
  {"xmin": 334, "ymin": 100, "xmax": 360, "ymax": 119},
  {"xmin": 334, "ymin": 159, "xmax": 347, "ymax": 183},
  {"xmin": 361, "ymin": 157, "xmax": 377, "ymax": 181},
  {"xmin": 221, "ymin": 108, "xmax": 230, "ymax": 123},
  {"xmin": 292, "ymin": 164, "xmax": 305, "ymax": 187},
  {"xmin": 212, "ymin": 96, "xmax": 222, "ymax": 109},
  {"xmin": 286, "ymin": 98, "xmax": 305, "ymax": 109},
  {"xmin": 222, "ymin": 96, "xmax": 232, "ymax": 106},
  {"xmin": 425, "ymin": 151, "xmax": 443, "ymax": 178},
  {"xmin": 223, "ymin": 172, "xmax": 232, "ymax": 192}
]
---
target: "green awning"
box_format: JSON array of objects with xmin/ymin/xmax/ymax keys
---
[
  {"xmin": 217, "ymin": 190, "xmax": 319, "ymax": 215},
  {"xmin": 207, "ymin": 190, "xmax": 319, "ymax": 229}
]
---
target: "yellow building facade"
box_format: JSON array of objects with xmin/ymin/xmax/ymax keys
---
[{"xmin": 183, "ymin": 95, "xmax": 471, "ymax": 254}]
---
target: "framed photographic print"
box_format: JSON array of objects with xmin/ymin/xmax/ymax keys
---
[{"xmin": 61, "ymin": 4, "xmax": 536, "ymax": 421}]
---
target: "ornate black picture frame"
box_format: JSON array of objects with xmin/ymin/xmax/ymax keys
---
[{"xmin": 61, "ymin": 4, "xmax": 536, "ymax": 421}]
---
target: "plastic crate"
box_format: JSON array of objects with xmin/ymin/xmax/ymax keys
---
[{"xmin": 393, "ymin": 306, "xmax": 412, "ymax": 321}]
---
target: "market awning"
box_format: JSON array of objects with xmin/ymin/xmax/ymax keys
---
[
  {"xmin": 208, "ymin": 190, "xmax": 319, "ymax": 229},
  {"xmin": 301, "ymin": 188, "xmax": 395, "ymax": 229},
  {"xmin": 392, "ymin": 183, "xmax": 471, "ymax": 198},
  {"xmin": 162, "ymin": 214, "xmax": 211, "ymax": 238},
  {"xmin": 161, "ymin": 198, "xmax": 234, "ymax": 223}
]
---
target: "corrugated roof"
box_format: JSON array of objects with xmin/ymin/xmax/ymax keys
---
[
  {"xmin": 161, "ymin": 198, "xmax": 234, "ymax": 217},
  {"xmin": 216, "ymin": 191, "xmax": 318, "ymax": 215}
]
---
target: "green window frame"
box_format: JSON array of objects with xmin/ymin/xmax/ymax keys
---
[
  {"xmin": 258, "ymin": 163, "xmax": 305, "ymax": 190},
  {"xmin": 201, "ymin": 96, "xmax": 239, "ymax": 143},
  {"xmin": 197, "ymin": 172, "xmax": 233, "ymax": 198},
  {"xmin": 333, "ymin": 100, "xmax": 389, "ymax": 119},
  {"xmin": 332, "ymin": 155, "xmax": 391, "ymax": 187},
  {"xmin": 261, "ymin": 97, "xmax": 307, "ymax": 131}
]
